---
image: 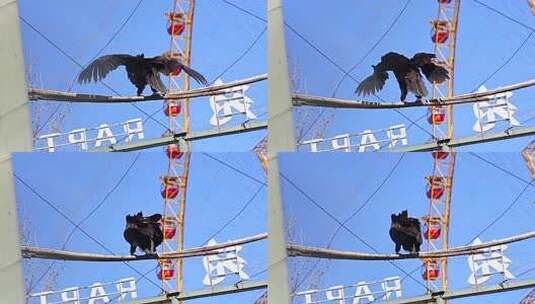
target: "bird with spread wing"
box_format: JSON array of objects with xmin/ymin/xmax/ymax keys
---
[
  {"xmin": 356, "ymin": 52, "xmax": 449, "ymax": 103},
  {"xmin": 77, "ymin": 52, "xmax": 208, "ymax": 96}
]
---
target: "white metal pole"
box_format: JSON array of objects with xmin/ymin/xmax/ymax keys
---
[
  {"xmin": 267, "ymin": 0, "xmax": 295, "ymax": 303},
  {"xmin": 0, "ymin": 0, "xmax": 32, "ymax": 302}
]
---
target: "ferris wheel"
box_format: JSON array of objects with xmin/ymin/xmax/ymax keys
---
[
  {"xmin": 422, "ymin": 0, "xmax": 460, "ymax": 294},
  {"xmin": 156, "ymin": 0, "xmax": 269, "ymax": 293}
]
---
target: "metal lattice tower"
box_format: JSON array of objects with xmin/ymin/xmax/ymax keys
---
[
  {"xmin": 422, "ymin": 0, "xmax": 460, "ymax": 295},
  {"xmin": 159, "ymin": 0, "xmax": 195, "ymax": 294}
]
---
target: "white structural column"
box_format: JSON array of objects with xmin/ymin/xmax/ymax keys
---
[
  {"xmin": 0, "ymin": 0, "xmax": 32, "ymax": 302},
  {"xmin": 267, "ymin": 0, "xmax": 295, "ymax": 303}
]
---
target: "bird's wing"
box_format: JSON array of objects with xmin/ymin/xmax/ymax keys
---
[
  {"xmin": 411, "ymin": 53, "xmax": 449, "ymax": 84},
  {"xmin": 355, "ymin": 52, "xmax": 412, "ymax": 96},
  {"xmin": 147, "ymin": 69, "xmax": 167, "ymax": 94},
  {"xmin": 144, "ymin": 213, "xmax": 163, "ymax": 223},
  {"xmin": 389, "ymin": 227, "xmax": 400, "ymax": 241},
  {"xmin": 421, "ymin": 64, "xmax": 449, "ymax": 84},
  {"xmin": 77, "ymin": 54, "xmax": 133, "ymax": 84},
  {"xmin": 401, "ymin": 225, "xmax": 422, "ymax": 240},
  {"xmin": 355, "ymin": 71, "xmax": 388, "ymax": 97},
  {"xmin": 379, "ymin": 52, "xmax": 410, "ymax": 71},
  {"xmin": 179, "ymin": 63, "xmax": 209, "ymax": 86},
  {"xmin": 150, "ymin": 54, "xmax": 208, "ymax": 86},
  {"xmin": 410, "ymin": 53, "xmax": 435, "ymax": 66}
]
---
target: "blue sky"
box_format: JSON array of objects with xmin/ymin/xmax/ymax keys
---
[
  {"xmin": 283, "ymin": 0, "xmax": 535, "ymax": 153},
  {"xmin": 13, "ymin": 152, "xmax": 266, "ymax": 303},
  {"xmin": 279, "ymin": 152, "xmax": 535, "ymax": 303},
  {"xmin": 19, "ymin": 0, "xmax": 266, "ymax": 152}
]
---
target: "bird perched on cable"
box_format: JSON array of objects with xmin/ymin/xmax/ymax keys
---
[
  {"xmin": 123, "ymin": 212, "xmax": 163, "ymax": 256},
  {"xmin": 355, "ymin": 52, "xmax": 449, "ymax": 103},
  {"xmin": 389, "ymin": 210, "xmax": 422, "ymax": 254},
  {"xmin": 77, "ymin": 52, "xmax": 208, "ymax": 96}
]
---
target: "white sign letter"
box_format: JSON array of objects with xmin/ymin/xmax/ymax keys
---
[
  {"xmin": 95, "ymin": 124, "xmax": 117, "ymax": 147},
  {"xmin": 358, "ymin": 130, "xmax": 380, "ymax": 152},
  {"xmin": 301, "ymin": 138, "xmax": 323, "ymax": 152},
  {"xmin": 60, "ymin": 287, "xmax": 80, "ymax": 303},
  {"xmin": 88, "ymin": 283, "xmax": 110, "ymax": 304},
  {"xmin": 116, "ymin": 277, "xmax": 138, "ymax": 300},
  {"xmin": 387, "ymin": 125, "xmax": 408, "ymax": 148},
  {"xmin": 296, "ymin": 290, "xmax": 318, "ymax": 304},
  {"xmin": 472, "ymin": 85, "xmax": 519, "ymax": 133},
  {"xmin": 39, "ymin": 133, "xmax": 60, "ymax": 152},
  {"xmin": 202, "ymin": 239, "xmax": 249, "ymax": 286},
  {"xmin": 326, "ymin": 285, "xmax": 345, "ymax": 304},
  {"xmin": 381, "ymin": 276, "xmax": 402, "ymax": 300},
  {"xmin": 123, "ymin": 119, "xmax": 144, "ymax": 143},
  {"xmin": 32, "ymin": 291, "xmax": 52, "ymax": 304},
  {"xmin": 209, "ymin": 79, "xmax": 257, "ymax": 126},
  {"xmin": 67, "ymin": 128, "xmax": 88, "ymax": 151},
  {"xmin": 467, "ymin": 238, "xmax": 515, "ymax": 285},
  {"xmin": 353, "ymin": 282, "xmax": 374, "ymax": 303},
  {"xmin": 331, "ymin": 134, "xmax": 351, "ymax": 152}
]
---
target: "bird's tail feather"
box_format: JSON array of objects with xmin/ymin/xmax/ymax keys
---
[
  {"xmin": 405, "ymin": 70, "xmax": 428, "ymax": 98},
  {"xmin": 148, "ymin": 70, "xmax": 167, "ymax": 94},
  {"xmin": 181, "ymin": 64, "xmax": 209, "ymax": 86}
]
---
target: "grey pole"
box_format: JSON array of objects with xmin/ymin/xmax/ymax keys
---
[
  {"xmin": 267, "ymin": 0, "xmax": 295, "ymax": 303},
  {"xmin": 0, "ymin": 0, "xmax": 32, "ymax": 302}
]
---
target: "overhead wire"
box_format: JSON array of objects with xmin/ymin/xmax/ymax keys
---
[
  {"xmin": 298, "ymin": 0, "xmax": 412, "ymax": 142},
  {"xmin": 211, "ymin": 26, "xmax": 267, "ymax": 83},
  {"xmin": 473, "ymin": 31, "xmax": 534, "ymax": 90},
  {"xmin": 389, "ymin": 152, "xmax": 535, "ymax": 299},
  {"xmin": 219, "ymin": 0, "xmax": 267, "ymax": 23},
  {"xmin": 331, "ymin": 0, "xmax": 413, "ymax": 97},
  {"xmin": 14, "ymin": 174, "xmax": 164, "ymax": 292},
  {"xmin": 21, "ymin": 1, "xmax": 270, "ymax": 299},
  {"xmin": 29, "ymin": 0, "xmax": 145, "ymax": 136},
  {"xmin": 466, "ymin": 180, "xmax": 533, "ymax": 244},
  {"xmin": 470, "ymin": 0, "xmax": 535, "ymax": 31},
  {"xmin": 26, "ymin": 153, "xmax": 142, "ymax": 294},
  {"xmin": 19, "ymin": 16, "xmax": 171, "ymax": 133},
  {"xmin": 469, "ymin": 152, "xmax": 535, "ymax": 187},
  {"xmin": 292, "ymin": 1, "xmax": 535, "ymax": 298},
  {"xmin": 279, "ymin": 172, "xmax": 431, "ymax": 293},
  {"xmin": 203, "ymin": 184, "xmax": 265, "ymax": 244},
  {"xmin": 296, "ymin": 0, "xmax": 414, "ymax": 143},
  {"xmin": 469, "ymin": 0, "xmax": 535, "ymax": 123},
  {"xmin": 465, "ymin": 153, "xmax": 535, "ymax": 245},
  {"xmin": 283, "ymin": 20, "xmax": 435, "ymax": 140},
  {"xmin": 201, "ymin": 153, "xmax": 266, "ymax": 186},
  {"xmin": 118, "ymin": 19, "xmax": 267, "ymax": 147},
  {"xmin": 293, "ymin": 153, "xmax": 406, "ymax": 291}
]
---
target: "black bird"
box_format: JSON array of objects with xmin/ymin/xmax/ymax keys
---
[
  {"xmin": 389, "ymin": 210, "xmax": 422, "ymax": 254},
  {"xmin": 356, "ymin": 52, "xmax": 449, "ymax": 102},
  {"xmin": 77, "ymin": 52, "xmax": 208, "ymax": 96},
  {"xmin": 123, "ymin": 212, "xmax": 163, "ymax": 256}
]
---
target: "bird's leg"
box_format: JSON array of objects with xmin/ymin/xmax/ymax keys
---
[
  {"xmin": 150, "ymin": 86, "xmax": 163, "ymax": 97},
  {"xmin": 396, "ymin": 77, "xmax": 408, "ymax": 102},
  {"xmin": 130, "ymin": 245, "xmax": 136, "ymax": 256},
  {"xmin": 150, "ymin": 239, "xmax": 155, "ymax": 254},
  {"xmin": 414, "ymin": 95, "xmax": 424, "ymax": 104},
  {"xmin": 395, "ymin": 243, "xmax": 401, "ymax": 254},
  {"xmin": 136, "ymin": 85, "xmax": 146, "ymax": 96}
]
